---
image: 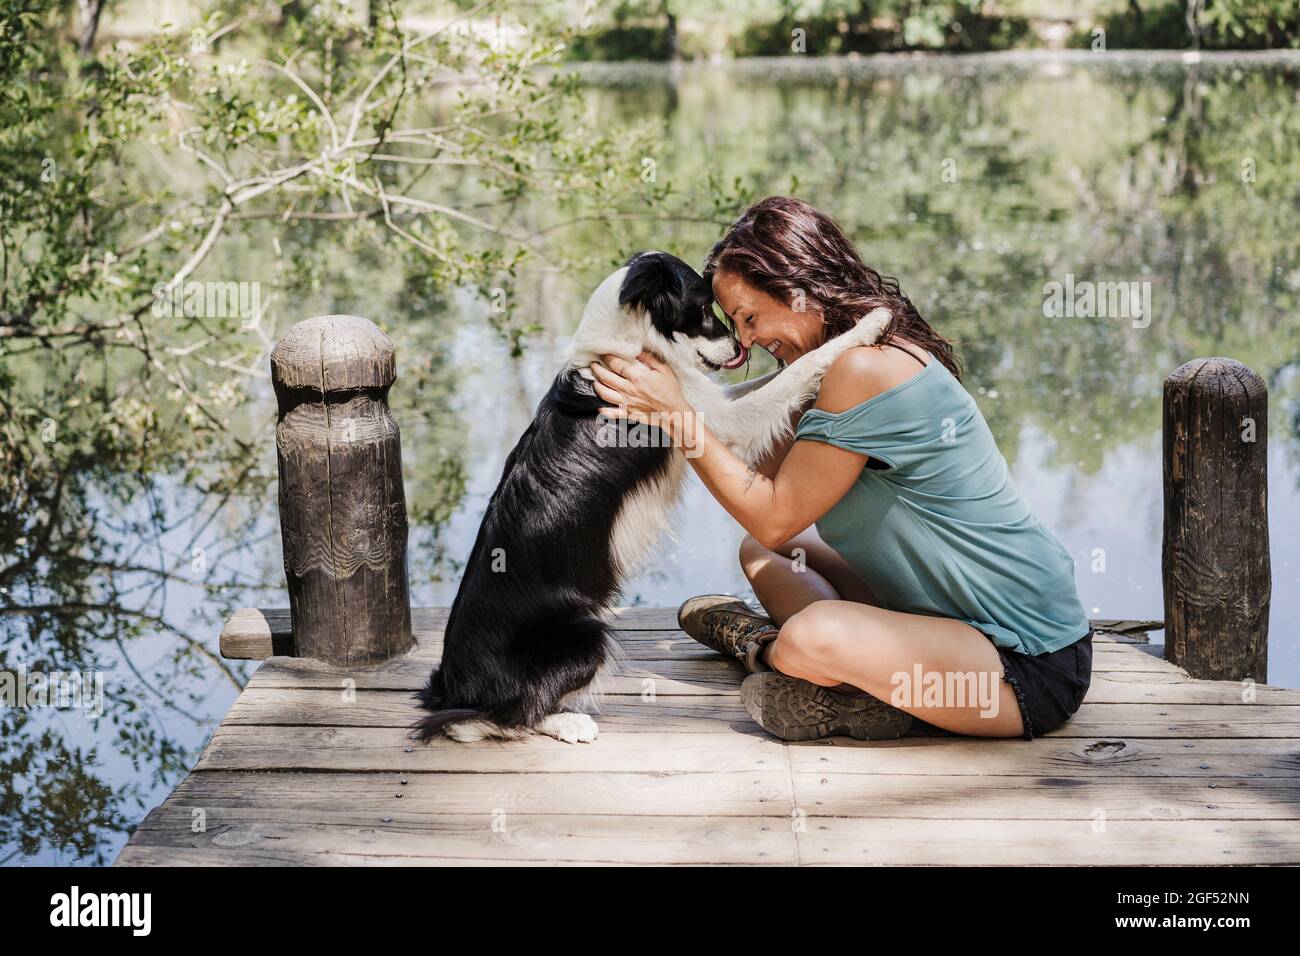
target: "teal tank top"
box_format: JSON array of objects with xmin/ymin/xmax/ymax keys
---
[{"xmin": 794, "ymin": 350, "xmax": 1090, "ymax": 656}]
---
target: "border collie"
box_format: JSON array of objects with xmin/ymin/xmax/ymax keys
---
[{"xmin": 410, "ymin": 252, "xmax": 891, "ymax": 744}]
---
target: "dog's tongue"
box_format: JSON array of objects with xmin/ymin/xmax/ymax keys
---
[{"xmin": 721, "ymin": 343, "xmax": 749, "ymax": 369}]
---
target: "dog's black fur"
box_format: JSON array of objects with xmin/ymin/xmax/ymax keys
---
[{"xmin": 409, "ymin": 252, "xmax": 738, "ymax": 741}]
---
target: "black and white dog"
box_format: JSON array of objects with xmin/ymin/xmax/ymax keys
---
[{"xmin": 410, "ymin": 252, "xmax": 891, "ymax": 744}]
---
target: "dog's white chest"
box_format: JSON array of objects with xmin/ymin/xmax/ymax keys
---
[{"xmin": 608, "ymin": 452, "xmax": 687, "ymax": 578}]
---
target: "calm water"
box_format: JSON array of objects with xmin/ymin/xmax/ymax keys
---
[{"xmin": 4, "ymin": 54, "xmax": 1298, "ymax": 864}]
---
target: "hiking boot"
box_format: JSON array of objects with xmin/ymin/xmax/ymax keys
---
[
  {"xmin": 677, "ymin": 594, "xmax": 778, "ymax": 674},
  {"xmin": 740, "ymin": 671, "xmax": 914, "ymax": 741}
]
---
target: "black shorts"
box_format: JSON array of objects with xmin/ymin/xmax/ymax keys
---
[{"xmin": 994, "ymin": 629, "xmax": 1093, "ymax": 740}]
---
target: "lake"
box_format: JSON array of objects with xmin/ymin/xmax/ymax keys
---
[{"xmin": 3, "ymin": 52, "xmax": 1298, "ymax": 865}]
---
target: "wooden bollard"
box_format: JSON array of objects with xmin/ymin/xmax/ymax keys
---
[
  {"xmin": 271, "ymin": 315, "xmax": 413, "ymax": 665},
  {"xmin": 1162, "ymin": 358, "xmax": 1269, "ymax": 682}
]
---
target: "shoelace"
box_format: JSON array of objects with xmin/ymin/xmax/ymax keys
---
[{"xmin": 703, "ymin": 611, "xmax": 777, "ymax": 659}]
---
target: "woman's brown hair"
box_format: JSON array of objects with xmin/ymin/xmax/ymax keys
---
[{"xmin": 702, "ymin": 195, "xmax": 961, "ymax": 380}]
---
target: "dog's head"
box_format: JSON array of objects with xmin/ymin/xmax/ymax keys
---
[{"xmin": 618, "ymin": 251, "xmax": 748, "ymax": 373}]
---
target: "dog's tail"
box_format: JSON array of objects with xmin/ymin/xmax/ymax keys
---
[
  {"xmin": 407, "ymin": 706, "xmax": 490, "ymax": 743},
  {"xmin": 408, "ymin": 668, "xmax": 482, "ymax": 742},
  {"xmin": 413, "ymin": 665, "xmax": 447, "ymax": 711}
]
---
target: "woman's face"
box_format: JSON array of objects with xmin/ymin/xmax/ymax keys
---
[{"xmin": 711, "ymin": 268, "xmax": 826, "ymax": 365}]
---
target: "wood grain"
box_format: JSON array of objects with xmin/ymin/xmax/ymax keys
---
[
  {"xmin": 121, "ymin": 608, "xmax": 1300, "ymax": 866},
  {"xmin": 1163, "ymin": 358, "xmax": 1270, "ymax": 681},
  {"xmin": 271, "ymin": 316, "xmax": 413, "ymax": 666}
]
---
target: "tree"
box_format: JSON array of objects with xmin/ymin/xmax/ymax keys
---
[{"xmin": 0, "ymin": 0, "xmax": 733, "ymax": 863}]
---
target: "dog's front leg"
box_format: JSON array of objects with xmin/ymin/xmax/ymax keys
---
[{"xmin": 708, "ymin": 308, "xmax": 892, "ymax": 464}]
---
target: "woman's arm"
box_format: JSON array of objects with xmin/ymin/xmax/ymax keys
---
[
  {"xmin": 590, "ymin": 350, "xmax": 880, "ymax": 549},
  {"xmin": 679, "ymin": 421, "xmax": 866, "ymax": 549}
]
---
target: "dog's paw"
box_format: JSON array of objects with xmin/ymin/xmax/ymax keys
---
[
  {"xmin": 536, "ymin": 712, "xmax": 600, "ymax": 744},
  {"xmin": 849, "ymin": 307, "xmax": 892, "ymax": 345}
]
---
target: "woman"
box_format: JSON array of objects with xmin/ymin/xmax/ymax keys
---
[{"xmin": 589, "ymin": 196, "xmax": 1093, "ymax": 742}]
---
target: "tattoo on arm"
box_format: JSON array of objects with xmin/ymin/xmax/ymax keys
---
[{"xmin": 743, "ymin": 466, "xmax": 760, "ymax": 492}]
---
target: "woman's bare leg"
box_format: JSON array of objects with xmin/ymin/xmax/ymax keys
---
[
  {"xmin": 768, "ymin": 599, "xmax": 1024, "ymax": 737},
  {"xmin": 739, "ymin": 527, "xmax": 884, "ymax": 693},
  {"xmin": 739, "ymin": 528, "xmax": 1024, "ymax": 738},
  {"xmin": 739, "ymin": 526, "xmax": 879, "ymax": 626}
]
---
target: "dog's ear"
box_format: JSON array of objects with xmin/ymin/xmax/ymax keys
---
[{"xmin": 619, "ymin": 252, "xmax": 683, "ymax": 336}]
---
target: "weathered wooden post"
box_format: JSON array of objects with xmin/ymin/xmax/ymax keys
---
[
  {"xmin": 1162, "ymin": 357, "xmax": 1269, "ymax": 682},
  {"xmin": 271, "ymin": 315, "xmax": 414, "ymax": 665}
]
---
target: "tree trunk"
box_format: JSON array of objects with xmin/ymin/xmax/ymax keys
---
[{"xmin": 78, "ymin": 0, "xmax": 109, "ymax": 55}]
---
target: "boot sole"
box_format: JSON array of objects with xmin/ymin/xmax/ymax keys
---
[{"xmin": 741, "ymin": 672, "xmax": 914, "ymax": 741}]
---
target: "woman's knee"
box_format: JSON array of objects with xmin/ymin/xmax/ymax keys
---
[{"xmin": 779, "ymin": 600, "xmax": 854, "ymax": 661}]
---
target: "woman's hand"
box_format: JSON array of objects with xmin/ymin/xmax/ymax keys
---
[{"xmin": 589, "ymin": 351, "xmax": 690, "ymax": 436}]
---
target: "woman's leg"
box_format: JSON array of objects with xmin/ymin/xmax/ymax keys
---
[
  {"xmin": 739, "ymin": 527, "xmax": 880, "ymax": 626},
  {"xmin": 772, "ymin": 600, "xmax": 1024, "ymax": 737},
  {"xmin": 739, "ymin": 529, "xmax": 1024, "ymax": 738}
]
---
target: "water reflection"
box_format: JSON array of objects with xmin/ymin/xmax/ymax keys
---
[{"xmin": 2, "ymin": 56, "xmax": 1297, "ymax": 864}]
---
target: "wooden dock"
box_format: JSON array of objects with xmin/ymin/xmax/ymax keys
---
[{"xmin": 113, "ymin": 607, "xmax": 1300, "ymax": 866}]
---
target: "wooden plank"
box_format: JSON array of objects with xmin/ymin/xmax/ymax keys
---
[
  {"xmin": 196, "ymin": 725, "xmax": 1300, "ymax": 777},
  {"xmin": 121, "ymin": 810, "xmax": 798, "ymax": 865},
  {"xmin": 1057, "ymin": 704, "xmax": 1300, "ymax": 738},
  {"xmin": 797, "ymin": 819, "xmax": 1300, "ymax": 865},
  {"xmin": 117, "ymin": 815, "xmax": 1297, "ymax": 866},
  {"xmin": 139, "ymin": 769, "xmax": 1299, "ymax": 825},
  {"xmin": 159, "ymin": 770, "xmax": 796, "ymax": 818},
  {"xmin": 220, "ymin": 606, "xmax": 1162, "ymax": 659},
  {"xmin": 1083, "ymin": 673, "xmax": 1300, "ymax": 704},
  {"xmin": 195, "ymin": 727, "xmax": 790, "ymax": 773},
  {"xmin": 787, "ymin": 736, "xmax": 1300, "ymax": 776},
  {"xmin": 112, "ymin": 845, "xmax": 642, "ymax": 866},
  {"xmin": 220, "ymin": 608, "xmax": 293, "ymax": 660},
  {"xmin": 220, "ymin": 686, "xmax": 1300, "ymax": 737},
  {"xmin": 223, "ymin": 687, "xmax": 761, "ymax": 733},
  {"xmin": 791, "ymin": 774, "xmax": 1300, "ymax": 820},
  {"xmin": 1088, "ymin": 647, "xmax": 1189, "ymax": 674},
  {"xmin": 241, "ymin": 653, "xmax": 1300, "ymax": 704},
  {"xmin": 118, "ymin": 769, "xmax": 1297, "ymax": 865},
  {"xmin": 244, "ymin": 655, "xmax": 746, "ymax": 694}
]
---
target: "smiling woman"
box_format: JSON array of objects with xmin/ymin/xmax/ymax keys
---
[
  {"xmin": 591, "ymin": 195, "xmax": 1095, "ymax": 745},
  {"xmin": 703, "ymin": 196, "xmax": 962, "ymax": 377}
]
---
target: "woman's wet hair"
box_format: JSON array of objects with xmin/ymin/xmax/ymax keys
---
[{"xmin": 702, "ymin": 195, "xmax": 961, "ymax": 380}]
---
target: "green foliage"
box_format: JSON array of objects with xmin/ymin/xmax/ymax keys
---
[
  {"xmin": 570, "ymin": 0, "xmax": 1036, "ymax": 59},
  {"xmin": 1071, "ymin": 0, "xmax": 1300, "ymax": 50},
  {"xmin": 568, "ymin": 25, "xmax": 675, "ymax": 61},
  {"xmin": 1202, "ymin": 0, "xmax": 1300, "ymax": 48},
  {"xmin": 0, "ymin": 0, "xmax": 726, "ymax": 864}
]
